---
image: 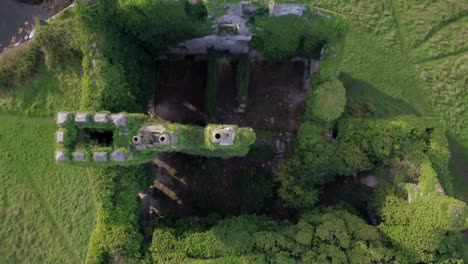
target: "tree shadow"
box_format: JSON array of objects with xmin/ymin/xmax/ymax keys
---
[{"xmin": 340, "ymin": 73, "xmax": 420, "ymax": 118}]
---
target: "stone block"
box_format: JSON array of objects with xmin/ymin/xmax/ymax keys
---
[
  {"xmin": 57, "ymin": 112, "xmax": 69, "ymax": 124},
  {"xmin": 94, "ymin": 113, "xmax": 109, "ymax": 123},
  {"xmin": 111, "ymin": 114, "xmax": 127, "ymax": 127},
  {"xmin": 211, "ymin": 127, "xmax": 236, "ymax": 146},
  {"xmin": 112, "ymin": 150, "xmax": 126, "ymax": 163},
  {"xmin": 55, "ymin": 131, "xmax": 65, "ymax": 143},
  {"xmin": 75, "ymin": 113, "xmax": 89, "ymax": 123},
  {"xmin": 73, "ymin": 152, "xmax": 85, "ymax": 161},
  {"xmin": 55, "ymin": 151, "xmax": 66, "ymax": 163},
  {"xmin": 93, "ymin": 152, "xmax": 108, "ymax": 163}
]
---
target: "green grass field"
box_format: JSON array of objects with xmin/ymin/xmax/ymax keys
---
[
  {"xmin": 0, "ymin": 115, "xmax": 96, "ymax": 263},
  {"xmin": 0, "ymin": 64, "xmax": 82, "ymax": 117}
]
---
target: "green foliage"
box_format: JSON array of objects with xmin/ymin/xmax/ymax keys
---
[
  {"xmin": 251, "ymin": 14, "xmax": 316, "ymax": 60},
  {"xmin": 276, "ymin": 116, "xmax": 455, "ymax": 209},
  {"xmin": 82, "ymin": 58, "xmax": 139, "ymax": 112},
  {"xmin": 379, "ymin": 195, "xmax": 467, "ymax": 262},
  {"xmin": 85, "ymin": 165, "xmax": 152, "ymax": 263},
  {"xmin": 305, "ymin": 79, "xmax": 346, "ymax": 122},
  {"xmin": 119, "ymin": 0, "xmax": 211, "ymax": 52},
  {"xmin": 149, "ymin": 208, "xmax": 397, "ymax": 263},
  {"xmin": 34, "ymin": 12, "xmax": 82, "ymax": 71},
  {"xmin": 0, "ymin": 42, "xmax": 41, "ymax": 91}
]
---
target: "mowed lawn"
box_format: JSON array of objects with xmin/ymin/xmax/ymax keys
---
[{"xmin": 0, "ymin": 114, "xmax": 96, "ymax": 263}]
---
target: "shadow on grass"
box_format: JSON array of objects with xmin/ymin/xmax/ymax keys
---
[{"xmin": 340, "ymin": 73, "xmax": 419, "ymax": 118}]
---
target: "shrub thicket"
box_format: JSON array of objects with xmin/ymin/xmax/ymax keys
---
[{"xmin": 34, "ymin": 11, "xmax": 82, "ymax": 70}]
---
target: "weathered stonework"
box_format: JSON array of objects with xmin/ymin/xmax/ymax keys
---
[
  {"xmin": 73, "ymin": 152, "xmax": 85, "ymax": 161},
  {"xmin": 211, "ymin": 127, "xmax": 236, "ymax": 146},
  {"xmin": 75, "ymin": 113, "xmax": 89, "ymax": 123},
  {"xmin": 93, "ymin": 152, "xmax": 108, "ymax": 162},
  {"xmin": 55, "ymin": 151, "xmax": 66, "ymax": 163},
  {"xmin": 111, "ymin": 114, "xmax": 127, "ymax": 127},
  {"xmin": 55, "ymin": 131, "xmax": 65, "ymax": 143},
  {"xmin": 112, "ymin": 150, "xmax": 126, "ymax": 163},
  {"xmin": 57, "ymin": 112, "xmax": 69, "ymax": 124},
  {"xmin": 94, "ymin": 113, "xmax": 109, "ymax": 123}
]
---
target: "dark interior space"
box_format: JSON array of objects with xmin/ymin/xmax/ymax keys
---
[
  {"xmin": 217, "ymin": 60, "xmax": 306, "ymax": 131},
  {"xmin": 78, "ymin": 128, "xmax": 114, "ymax": 146},
  {"xmin": 156, "ymin": 59, "xmax": 207, "ymax": 112}
]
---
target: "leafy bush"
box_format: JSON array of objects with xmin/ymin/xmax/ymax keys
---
[
  {"xmin": 149, "ymin": 208, "xmax": 398, "ymax": 263},
  {"xmin": 305, "ymin": 79, "xmax": 346, "ymax": 122},
  {"xmin": 0, "ymin": 42, "xmax": 41, "ymax": 91},
  {"xmin": 379, "ymin": 195, "xmax": 467, "ymax": 262},
  {"xmin": 34, "ymin": 12, "xmax": 82, "ymax": 70},
  {"xmin": 252, "ymin": 15, "xmax": 317, "ymax": 60},
  {"xmin": 119, "ymin": 0, "xmax": 211, "ymax": 52}
]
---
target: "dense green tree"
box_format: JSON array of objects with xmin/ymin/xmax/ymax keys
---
[
  {"xmin": 379, "ymin": 195, "xmax": 467, "ymax": 262},
  {"xmin": 149, "ymin": 208, "xmax": 398, "ymax": 263},
  {"xmin": 305, "ymin": 79, "xmax": 346, "ymax": 123}
]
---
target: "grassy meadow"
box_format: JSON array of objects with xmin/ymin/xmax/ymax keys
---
[
  {"xmin": 0, "ymin": 63, "xmax": 82, "ymax": 117},
  {"xmin": 0, "ymin": 115, "xmax": 96, "ymax": 263}
]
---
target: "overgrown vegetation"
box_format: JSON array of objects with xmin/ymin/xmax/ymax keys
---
[
  {"xmin": 85, "ymin": 166, "xmax": 151, "ymax": 263},
  {"xmin": 1, "ymin": 0, "xmax": 467, "ymax": 262},
  {"xmin": 0, "ymin": 42, "xmax": 41, "ymax": 92},
  {"xmin": 150, "ymin": 208, "xmax": 400, "ymax": 263}
]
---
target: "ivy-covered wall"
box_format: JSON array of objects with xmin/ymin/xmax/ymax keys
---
[{"xmin": 55, "ymin": 112, "xmax": 256, "ymax": 166}]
